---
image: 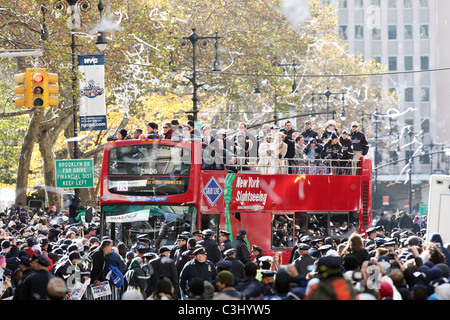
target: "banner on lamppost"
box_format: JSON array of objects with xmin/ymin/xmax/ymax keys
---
[{"xmin": 78, "ymin": 54, "xmax": 107, "ymax": 131}]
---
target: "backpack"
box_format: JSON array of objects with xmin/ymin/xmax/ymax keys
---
[{"xmin": 108, "ymin": 264, "xmax": 124, "ymax": 288}]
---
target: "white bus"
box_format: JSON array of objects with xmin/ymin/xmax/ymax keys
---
[{"xmin": 426, "ymin": 175, "xmax": 450, "ymax": 244}]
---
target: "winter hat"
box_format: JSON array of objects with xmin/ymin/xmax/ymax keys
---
[
  {"xmin": 118, "ymin": 128, "xmax": 128, "ymax": 137},
  {"xmin": 203, "ymin": 281, "xmax": 215, "ymax": 299},
  {"xmin": 189, "ymin": 278, "xmax": 204, "ymax": 296},
  {"xmin": 435, "ymin": 263, "xmax": 450, "ymax": 279},
  {"xmin": 156, "ymin": 277, "xmax": 173, "ymax": 295},
  {"xmin": 379, "ymin": 282, "xmax": 394, "ymax": 299},
  {"xmin": 430, "ymin": 233, "xmax": 444, "ymax": 247},
  {"xmin": 343, "ymin": 254, "xmax": 359, "ymax": 271},
  {"xmin": 217, "ymin": 271, "xmax": 234, "ymax": 286},
  {"xmin": 426, "ymin": 267, "xmax": 443, "ymax": 286}
]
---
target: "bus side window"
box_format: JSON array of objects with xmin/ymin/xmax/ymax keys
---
[{"xmin": 272, "ymin": 214, "xmax": 294, "ymax": 249}]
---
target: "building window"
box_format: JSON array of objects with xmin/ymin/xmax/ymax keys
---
[
  {"xmin": 389, "ymin": 57, "xmax": 397, "ymax": 71},
  {"xmin": 420, "ymin": 25, "xmax": 429, "ymax": 39},
  {"xmin": 388, "ymin": 25, "xmax": 397, "ymax": 40},
  {"xmin": 355, "ymin": 25, "xmax": 364, "ymax": 40},
  {"xmin": 390, "ymin": 151, "xmax": 399, "ymax": 164},
  {"xmin": 405, "ymin": 88, "xmax": 414, "ymax": 102},
  {"xmin": 404, "ymin": 25, "xmax": 413, "ymax": 40},
  {"xmin": 355, "ymin": 0, "xmax": 363, "ymax": 9},
  {"xmin": 420, "ymin": 0, "xmax": 429, "ymax": 8},
  {"xmin": 405, "ymin": 56, "xmax": 413, "ymax": 71},
  {"xmin": 421, "ymin": 87, "xmax": 430, "ymax": 102},
  {"xmin": 339, "ymin": 25, "xmax": 348, "ymax": 40},
  {"xmin": 388, "ymin": 0, "xmax": 396, "ymax": 8},
  {"xmin": 339, "ymin": 0, "xmax": 347, "ymax": 9},
  {"xmin": 372, "ymin": 27, "xmax": 381, "ymax": 40},
  {"xmin": 421, "ymin": 56, "xmax": 429, "ymax": 70},
  {"xmin": 373, "ymin": 56, "xmax": 382, "ymax": 65},
  {"xmin": 404, "ymin": 0, "xmax": 413, "ymax": 8},
  {"xmin": 372, "ymin": 0, "xmax": 380, "ymax": 6},
  {"xmin": 389, "ymin": 87, "xmax": 397, "ymax": 96}
]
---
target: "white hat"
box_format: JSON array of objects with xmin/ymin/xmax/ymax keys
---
[{"xmin": 351, "ymin": 121, "xmax": 358, "ymax": 127}]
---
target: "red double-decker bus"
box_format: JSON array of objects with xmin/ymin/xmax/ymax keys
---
[{"xmin": 99, "ymin": 138, "xmax": 372, "ymax": 265}]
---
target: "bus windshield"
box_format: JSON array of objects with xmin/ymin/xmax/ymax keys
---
[
  {"xmin": 107, "ymin": 144, "xmax": 192, "ymax": 195},
  {"xmin": 102, "ymin": 204, "xmax": 198, "ymax": 249},
  {"xmin": 108, "ymin": 143, "xmax": 191, "ymax": 176}
]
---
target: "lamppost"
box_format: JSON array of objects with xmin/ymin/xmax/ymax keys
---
[
  {"xmin": 275, "ymin": 60, "xmax": 300, "ymax": 93},
  {"xmin": 311, "ymin": 86, "xmax": 346, "ymax": 121},
  {"xmin": 51, "ymin": 0, "xmax": 108, "ymax": 199},
  {"xmin": 174, "ymin": 28, "xmax": 223, "ymax": 124}
]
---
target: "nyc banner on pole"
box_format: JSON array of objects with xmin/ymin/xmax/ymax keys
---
[{"xmin": 78, "ymin": 54, "xmax": 107, "ymax": 131}]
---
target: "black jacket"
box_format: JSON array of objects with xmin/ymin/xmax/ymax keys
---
[
  {"xmin": 350, "ymin": 131, "xmax": 369, "ymax": 154},
  {"xmin": 233, "ymin": 236, "xmax": 252, "ymax": 265},
  {"xmin": 339, "ymin": 137, "xmax": 354, "ymax": 160},
  {"xmin": 89, "ymin": 246, "xmax": 109, "ymax": 284},
  {"xmin": 198, "ymin": 238, "xmax": 222, "ymax": 265},
  {"xmin": 301, "ymin": 129, "xmax": 320, "ymax": 143},
  {"xmin": 179, "ymin": 258, "xmax": 217, "ymax": 295},
  {"xmin": 14, "ymin": 269, "xmax": 54, "ymax": 300},
  {"xmin": 149, "ymin": 255, "xmax": 178, "ymax": 295}
]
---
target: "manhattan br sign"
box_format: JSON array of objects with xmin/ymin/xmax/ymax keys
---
[{"xmin": 56, "ymin": 159, "xmax": 94, "ymax": 188}]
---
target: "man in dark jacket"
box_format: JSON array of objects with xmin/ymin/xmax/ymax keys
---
[
  {"xmin": 235, "ymin": 261, "xmax": 265, "ymax": 299},
  {"xmin": 198, "ymin": 229, "xmax": 221, "ymax": 265},
  {"xmin": 233, "ymin": 230, "xmax": 252, "ymax": 265},
  {"xmin": 89, "ymin": 239, "xmax": 113, "ymax": 286},
  {"xmin": 176, "ymin": 238, "xmax": 198, "ymax": 275},
  {"xmin": 219, "ymin": 230, "xmax": 235, "ymax": 258},
  {"xmin": 14, "ymin": 253, "xmax": 54, "ymax": 300},
  {"xmin": 293, "ymin": 244, "xmax": 316, "ymax": 277},
  {"xmin": 149, "ymin": 247, "xmax": 178, "ymax": 296},
  {"xmin": 280, "ymin": 121, "xmax": 297, "ymax": 173},
  {"xmin": 349, "ymin": 121, "xmax": 369, "ymax": 175},
  {"xmin": 223, "ymin": 248, "xmax": 245, "ymax": 281},
  {"xmin": 179, "ymin": 247, "xmax": 217, "ymax": 296},
  {"xmin": 301, "ymin": 120, "xmax": 320, "ymax": 144}
]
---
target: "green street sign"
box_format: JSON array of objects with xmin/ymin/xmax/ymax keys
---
[
  {"xmin": 419, "ymin": 204, "xmax": 428, "ymax": 216},
  {"xmin": 56, "ymin": 159, "xmax": 94, "ymax": 188}
]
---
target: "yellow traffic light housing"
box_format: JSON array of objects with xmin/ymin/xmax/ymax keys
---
[
  {"xmin": 14, "ymin": 70, "xmax": 32, "ymax": 108},
  {"xmin": 46, "ymin": 72, "xmax": 59, "ymax": 108},
  {"xmin": 15, "ymin": 68, "xmax": 59, "ymax": 108}
]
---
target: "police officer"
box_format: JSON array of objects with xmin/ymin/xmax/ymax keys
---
[
  {"xmin": 176, "ymin": 238, "xmax": 198, "ymax": 275},
  {"xmin": 223, "ymin": 248, "xmax": 245, "ymax": 282},
  {"xmin": 251, "ymin": 245, "xmax": 264, "ymax": 267},
  {"xmin": 179, "ymin": 247, "xmax": 217, "ymax": 297},
  {"xmin": 293, "ymin": 244, "xmax": 316, "ymax": 277},
  {"xmin": 198, "ymin": 229, "xmax": 221, "ymax": 265},
  {"xmin": 219, "ymin": 230, "xmax": 235, "ymax": 258},
  {"xmin": 233, "ymin": 230, "xmax": 252, "ymax": 265},
  {"xmin": 171, "ymin": 233, "xmax": 189, "ymax": 263}
]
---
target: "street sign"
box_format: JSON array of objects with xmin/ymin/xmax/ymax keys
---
[
  {"xmin": 419, "ymin": 204, "xmax": 428, "ymax": 216},
  {"xmin": 56, "ymin": 159, "xmax": 94, "ymax": 188},
  {"xmin": 382, "ymin": 195, "xmax": 389, "ymax": 206}
]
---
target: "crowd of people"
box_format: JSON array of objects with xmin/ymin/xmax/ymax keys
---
[
  {"xmin": 1, "ymin": 201, "xmax": 449, "ymax": 301},
  {"xmin": 107, "ymin": 117, "xmax": 369, "ymax": 175}
]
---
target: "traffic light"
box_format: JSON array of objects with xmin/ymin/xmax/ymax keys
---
[
  {"xmin": 27, "ymin": 68, "xmax": 59, "ymax": 108},
  {"xmin": 30, "ymin": 69, "xmax": 45, "ymax": 107},
  {"xmin": 14, "ymin": 68, "xmax": 59, "ymax": 108},
  {"xmin": 14, "ymin": 70, "xmax": 32, "ymax": 108}
]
